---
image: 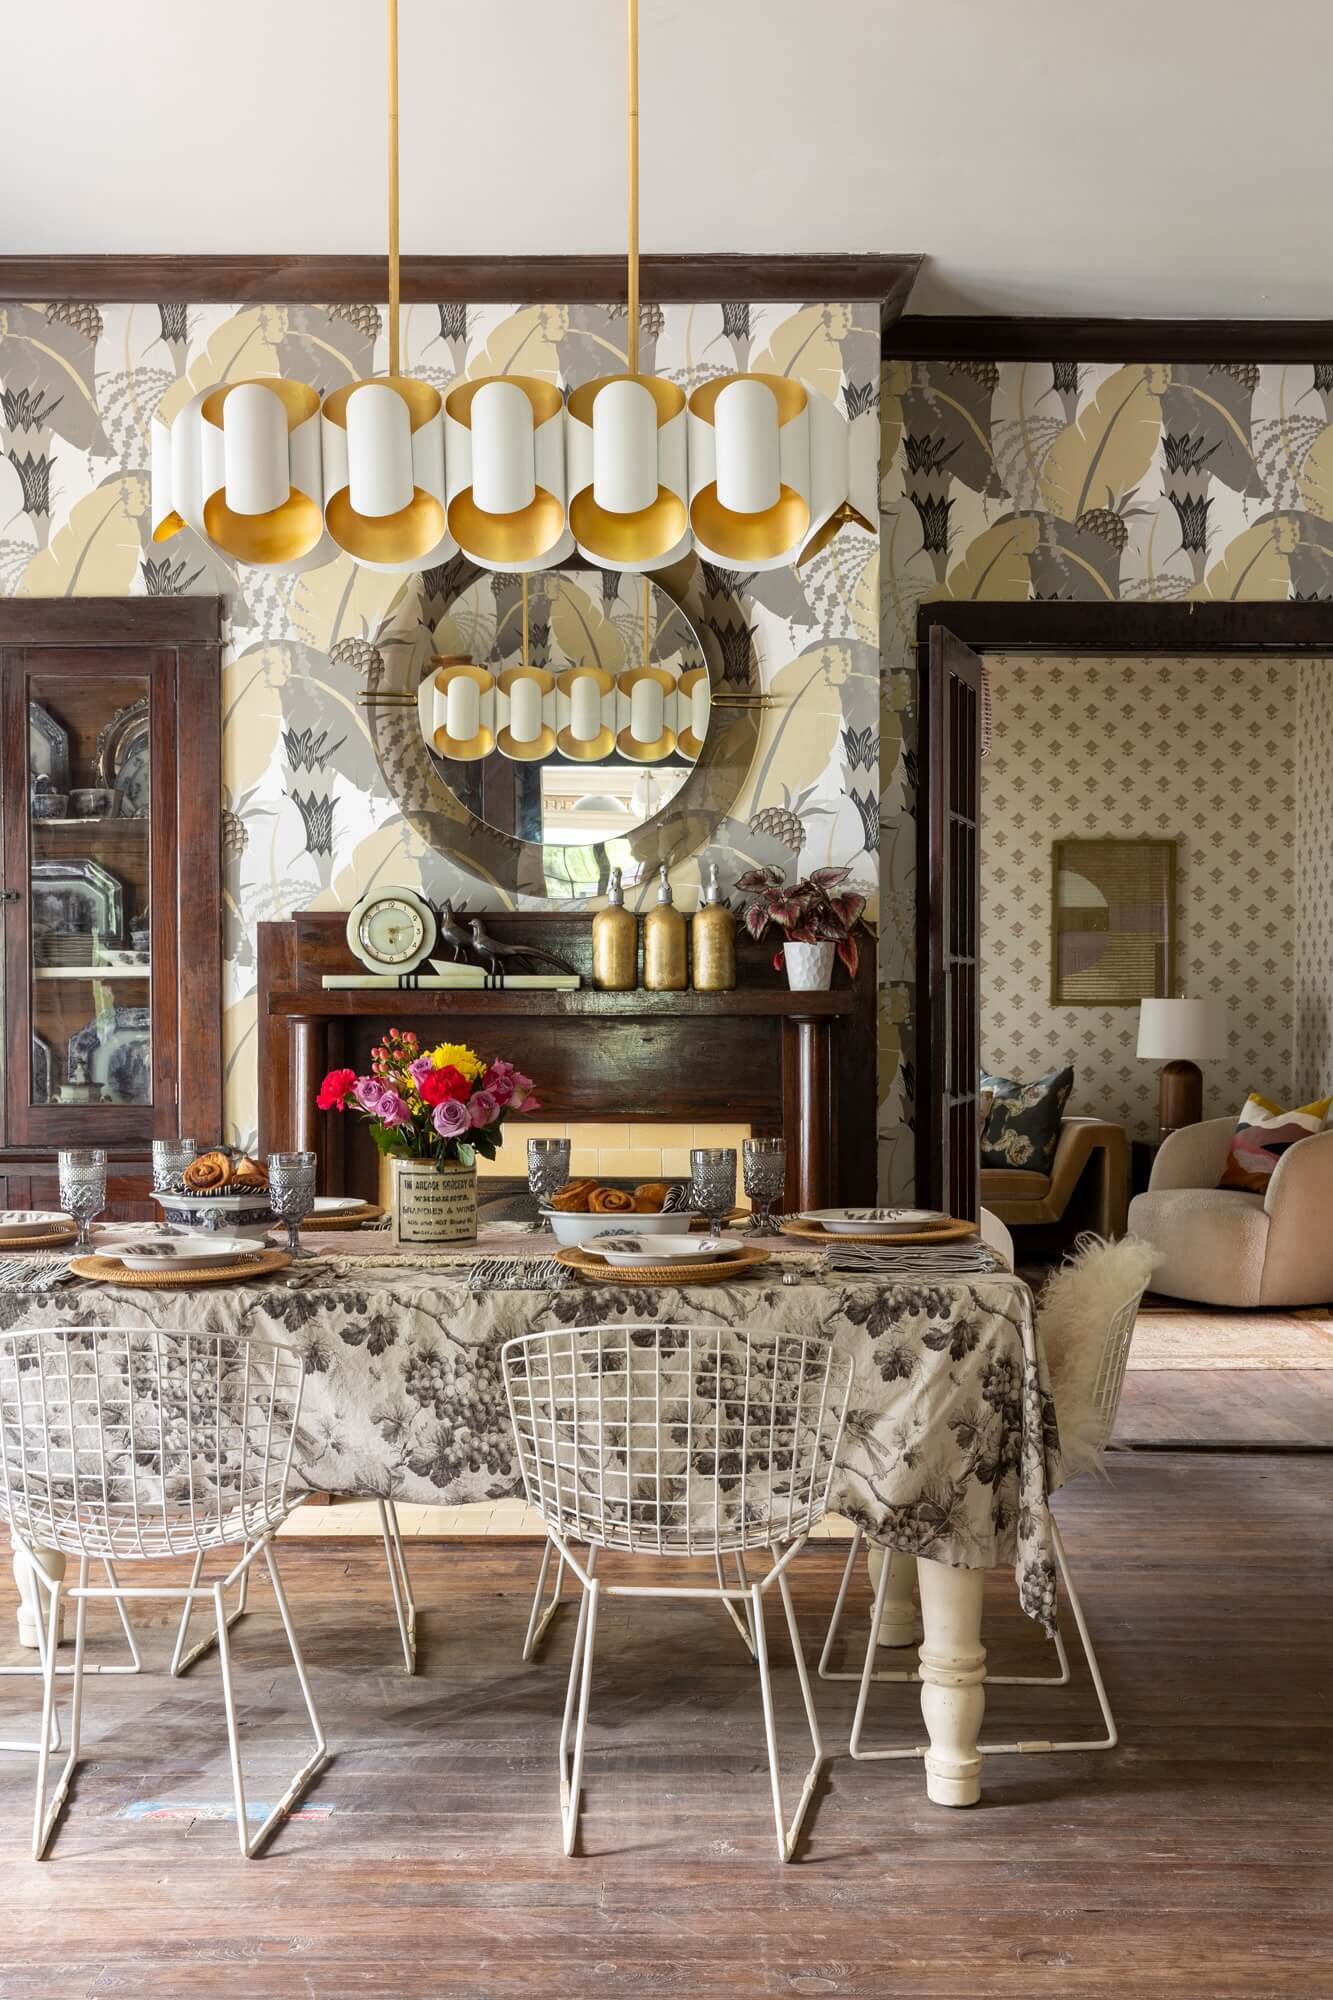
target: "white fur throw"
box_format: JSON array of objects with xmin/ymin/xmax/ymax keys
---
[{"xmin": 1036, "ymin": 1232, "xmax": 1162, "ymax": 1477}]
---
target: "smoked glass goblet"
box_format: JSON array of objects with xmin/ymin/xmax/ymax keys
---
[
  {"xmin": 268, "ymin": 1150, "xmax": 317, "ymax": 1259},
  {"xmin": 529, "ymin": 1138, "xmax": 572, "ymax": 1220},
  {"xmin": 58, "ymin": 1147, "xmax": 107, "ymax": 1251},
  {"xmin": 689, "ymin": 1147, "xmax": 737, "ymax": 1237},
  {"xmin": 743, "ymin": 1136, "xmax": 786, "ymax": 1234}
]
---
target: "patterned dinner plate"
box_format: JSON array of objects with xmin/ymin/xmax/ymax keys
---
[
  {"xmin": 0, "ymin": 1210, "xmax": 69, "ymax": 1241},
  {"xmin": 587, "ymin": 1234, "xmax": 737, "ymax": 1268},
  {"xmin": 798, "ymin": 1206, "xmax": 949, "ymax": 1237}
]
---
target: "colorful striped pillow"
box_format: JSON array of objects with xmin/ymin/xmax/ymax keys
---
[{"xmin": 1217, "ymin": 1092, "xmax": 1332, "ymax": 1193}]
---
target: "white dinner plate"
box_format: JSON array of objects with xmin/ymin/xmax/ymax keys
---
[
  {"xmin": 0, "ymin": 1210, "xmax": 68, "ymax": 1241},
  {"xmin": 113, "ymin": 1235, "xmax": 262, "ymax": 1272},
  {"xmin": 584, "ymin": 1234, "xmax": 736, "ymax": 1268},
  {"xmin": 312, "ymin": 1195, "xmax": 369, "ymax": 1215},
  {"xmin": 798, "ymin": 1206, "xmax": 949, "ymax": 1237}
]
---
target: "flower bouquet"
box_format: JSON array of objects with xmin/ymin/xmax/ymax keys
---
[{"xmin": 317, "ymin": 1031, "xmax": 542, "ymax": 1245}]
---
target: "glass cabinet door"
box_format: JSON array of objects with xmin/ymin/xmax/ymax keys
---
[{"xmin": 4, "ymin": 650, "xmax": 175, "ymax": 1146}]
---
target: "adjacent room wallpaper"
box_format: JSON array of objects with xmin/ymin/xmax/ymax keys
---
[
  {"xmin": 1295, "ymin": 658, "xmax": 1333, "ymax": 1100},
  {"xmin": 979, "ymin": 653, "xmax": 1300, "ymax": 1142},
  {"xmin": 0, "ymin": 299, "xmax": 880, "ymax": 1147},
  {"xmin": 880, "ymin": 358, "xmax": 1333, "ymax": 1194}
]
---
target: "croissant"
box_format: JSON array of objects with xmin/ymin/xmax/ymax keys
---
[
  {"xmin": 631, "ymin": 1182, "xmax": 669, "ymax": 1213},
  {"xmin": 183, "ymin": 1149, "xmax": 232, "ymax": 1190},
  {"xmin": 588, "ymin": 1185, "xmax": 633, "ymax": 1213},
  {"xmin": 551, "ymin": 1178, "xmax": 597, "ymax": 1213},
  {"xmin": 230, "ymin": 1155, "xmax": 268, "ymax": 1187}
]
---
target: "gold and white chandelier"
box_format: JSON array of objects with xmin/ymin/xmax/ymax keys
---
[{"xmin": 150, "ymin": 1, "xmax": 867, "ymax": 579}]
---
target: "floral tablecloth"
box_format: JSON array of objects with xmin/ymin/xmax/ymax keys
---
[{"xmin": 0, "ymin": 1237, "xmax": 1062, "ymax": 1630}]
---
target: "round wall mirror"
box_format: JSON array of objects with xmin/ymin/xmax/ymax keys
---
[
  {"xmin": 423, "ymin": 570, "xmax": 708, "ymax": 850},
  {"xmin": 366, "ymin": 558, "xmax": 760, "ymax": 901}
]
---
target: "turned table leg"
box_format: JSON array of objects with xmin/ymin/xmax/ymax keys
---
[
  {"xmin": 13, "ymin": 1544, "xmax": 65, "ymax": 1649},
  {"xmin": 866, "ymin": 1544, "xmax": 920, "ymax": 1647},
  {"xmin": 916, "ymin": 1558, "xmax": 986, "ymax": 1806}
]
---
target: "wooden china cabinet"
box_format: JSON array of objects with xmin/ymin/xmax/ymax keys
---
[{"xmin": 0, "ymin": 599, "xmax": 223, "ymax": 1217}]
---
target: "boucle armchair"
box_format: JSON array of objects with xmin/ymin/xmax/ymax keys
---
[{"xmin": 1127, "ymin": 1115, "xmax": 1333, "ymax": 1307}]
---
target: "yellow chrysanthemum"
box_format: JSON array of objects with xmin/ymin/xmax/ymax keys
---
[{"xmin": 428, "ymin": 1041, "xmax": 486, "ymax": 1082}]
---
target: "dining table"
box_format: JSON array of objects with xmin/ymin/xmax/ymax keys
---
[{"xmin": 0, "ymin": 1225, "xmax": 1062, "ymax": 1809}]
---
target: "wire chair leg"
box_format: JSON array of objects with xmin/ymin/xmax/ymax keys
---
[
  {"xmin": 772, "ymin": 1561, "xmax": 825, "ymax": 1860},
  {"xmin": 212, "ymin": 1544, "xmax": 328, "ymax": 1861},
  {"xmin": 2, "ymin": 1556, "xmax": 139, "ymax": 1726},
  {"xmin": 377, "ymin": 1500, "xmax": 417, "ymax": 1675},
  {"xmin": 713, "ymin": 1551, "xmax": 757, "ymax": 1659},
  {"xmin": 557, "ymin": 1550, "xmax": 599, "ymax": 1858},
  {"xmin": 32, "ymin": 1560, "xmax": 87, "ymax": 1859},
  {"xmin": 523, "ymin": 1541, "xmax": 567, "ymax": 1662},
  {"xmin": 171, "ymin": 1549, "xmax": 250, "ymax": 1677},
  {"xmin": 817, "ymin": 1526, "xmax": 863, "ymax": 1681}
]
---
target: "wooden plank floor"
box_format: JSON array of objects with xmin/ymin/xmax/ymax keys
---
[
  {"xmin": 1, "ymin": 1452, "xmax": 1330, "ymax": 2000},
  {"xmin": 1116, "ymin": 1368, "xmax": 1333, "ymax": 1446}
]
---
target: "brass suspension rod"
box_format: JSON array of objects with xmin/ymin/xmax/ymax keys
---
[
  {"xmin": 627, "ymin": 0, "xmax": 639, "ymax": 375},
  {"xmin": 387, "ymin": 0, "xmax": 401, "ymax": 375}
]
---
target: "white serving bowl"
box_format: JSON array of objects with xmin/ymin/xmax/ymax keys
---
[
  {"xmin": 152, "ymin": 1190, "xmax": 276, "ymax": 1242},
  {"xmin": 539, "ymin": 1206, "xmax": 687, "ymax": 1249}
]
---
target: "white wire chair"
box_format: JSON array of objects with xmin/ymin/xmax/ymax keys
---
[
  {"xmin": 818, "ymin": 1275, "xmax": 1149, "ymax": 1763},
  {"xmin": 503, "ymin": 1321, "xmax": 853, "ymax": 1862},
  {"xmin": 0, "ymin": 1323, "xmax": 327, "ymax": 1858}
]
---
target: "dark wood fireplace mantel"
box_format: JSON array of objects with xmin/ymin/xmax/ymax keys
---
[{"xmin": 258, "ymin": 912, "xmax": 877, "ymax": 1211}]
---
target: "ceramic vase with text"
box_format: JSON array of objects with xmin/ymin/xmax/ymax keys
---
[{"xmin": 318, "ymin": 1027, "xmax": 543, "ymax": 1252}]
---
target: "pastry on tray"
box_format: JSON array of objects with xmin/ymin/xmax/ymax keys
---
[
  {"xmin": 588, "ymin": 1186, "xmax": 633, "ymax": 1213},
  {"xmin": 550, "ymin": 1178, "xmax": 598, "ymax": 1213},
  {"xmin": 179, "ymin": 1147, "xmax": 270, "ymax": 1195},
  {"xmin": 631, "ymin": 1182, "xmax": 669, "ymax": 1212}
]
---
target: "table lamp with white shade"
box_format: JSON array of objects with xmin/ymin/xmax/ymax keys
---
[{"xmin": 1136, "ymin": 997, "xmax": 1228, "ymax": 1139}]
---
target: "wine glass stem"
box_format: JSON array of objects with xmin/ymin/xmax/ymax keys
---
[
  {"xmin": 76, "ymin": 1218, "xmax": 90, "ymax": 1251},
  {"xmin": 287, "ymin": 1219, "xmax": 301, "ymax": 1257}
]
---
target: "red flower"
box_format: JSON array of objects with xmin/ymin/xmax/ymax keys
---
[
  {"xmin": 418, "ymin": 1063, "xmax": 471, "ymax": 1107},
  {"xmin": 317, "ymin": 1067, "xmax": 358, "ymax": 1111}
]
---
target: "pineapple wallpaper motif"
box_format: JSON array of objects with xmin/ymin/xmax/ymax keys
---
[
  {"xmin": 0, "ymin": 298, "xmax": 880, "ymax": 1147},
  {"xmin": 980, "ymin": 653, "xmax": 1305, "ymax": 1144},
  {"xmin": 880, "ymin": 358, "xmax": 1333, "ymax": 1197}
]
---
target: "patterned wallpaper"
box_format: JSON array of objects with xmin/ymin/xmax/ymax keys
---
[
  {"xmin": 980, "ymin": 653, "xmax": 1299, "ymax": 1142},
  {"xmin": 0, "ymin": 299, "xmax": 880, "ymax": 1147},
  {"xmin": 880, "ymin": 358, "xmax": 1333, "ymax": 1196},
  {"xmin": 1295, "ymin": 659, "xmax": 1333, "ymax": 1099}
]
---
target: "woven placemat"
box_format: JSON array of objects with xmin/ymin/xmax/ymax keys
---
[
  {"xmin": 69, "ymin": 1249, "xmax": 292, "ymax": 1289},
  {"xmin": 555, "ymin": 1243, "xmax": 770, "ymax": 1287},
  {"xmin": 0, "ymin": 1226, "xmax": 77, "ymax": 1250},
  {"xmin": 299, "ymin": 1205, "xmax": 385, "ymax": 1232},
  {"xmin": 780, "ymin": 1217, "xmax": 977, "ymax": 1247}
]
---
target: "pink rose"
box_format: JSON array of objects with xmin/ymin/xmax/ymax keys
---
[
  {"xmin": 376, "ymin": 1090, "xmax": 410, "ymax": 1127},
  {"xmin": 468, "ymin": 1089, "xmax": 499, "ymax": 1129},
  {"xmin": 407, "ymin": 1055, "xmax": 435, "ymax": 1087},
  {"xmin": 432, "ymin": 1098, "xmax": 470, "ymax": 1140},
  {"xmin": 509, "ymin": 1069, "xmax": 537, "ymax": 1110},
  {"xmin": 484, "ymin": 1059, "xmax": 515, "ymax": 1105},
  {"xmin": 354, "ymin": 1076, "xmax": 386, "ymax": 1113}
]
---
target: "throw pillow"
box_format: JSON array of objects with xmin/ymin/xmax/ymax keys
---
[
  {"xmin": 980, "ymin": 1065, "xmax": 1074, "ymax": 1175},
  {"xmin": 977, "ymin": 1086, "xmax": 995, "ymax": 1137},
  {"xmin": 1217, "ymin": 1092, "xmax": 1332, "ymax": 1193}
]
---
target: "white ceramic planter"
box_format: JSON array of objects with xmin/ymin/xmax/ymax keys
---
[
  {"xmin": 390, "ymin": 1157, "xmax": 478, "ymax": 1247},
  {"xmin": 784, "ymin": 941, "xmax": 836, "ymax": 991}
]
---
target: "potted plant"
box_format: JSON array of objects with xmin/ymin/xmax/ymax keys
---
[
  {"xmin": 736, "ymin": 865, "xmax": 867, "ymax": 991},
  {"xmin": 317, "ymin": 1029, "xmax": 541, "ymax": 1246}
]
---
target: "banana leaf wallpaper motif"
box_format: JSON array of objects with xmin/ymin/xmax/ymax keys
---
[
  {"xmin": 880, "ymin": 358, "xmax": 1333, "ymax": 1197},
  {"xmin": 0, "ymin": 299, "xmax": 880, "ymax": 1149}
]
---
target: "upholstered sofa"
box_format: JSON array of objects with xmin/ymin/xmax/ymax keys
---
[
  {"xmin": 1127, "ymin": 1115, "xmax": 1333, "ymax": 1307},
  {"xmin": 980, "ymin": 1116, "xmax": 1129, "ymax": 1241}
]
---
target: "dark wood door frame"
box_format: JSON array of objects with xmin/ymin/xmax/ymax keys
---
[{"xmin": 913, "ymin": 599, "xmax": 1333, "ymax": 1206}]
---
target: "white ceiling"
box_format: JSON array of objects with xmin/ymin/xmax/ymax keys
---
[{"xmin": 7, "ymin": 0, "xmax": 1333, "ymax": 318}]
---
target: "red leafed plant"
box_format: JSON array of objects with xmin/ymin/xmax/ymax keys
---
[{"xmin": 735, "ymin": 865, "xmax": 867, "ymax": 977}]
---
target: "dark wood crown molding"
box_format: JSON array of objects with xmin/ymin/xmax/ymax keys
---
[
  {"xmin": 0, "ymin": 253, "xmax": 922, "ymax": 321},
  {"xmin": 887, "ymin": 315, "xmax": 1333, "ymax": 363},
  {"xmin": 0, "ymin": 596, "xmax": 221, "ymax": 644},
  {"xmin": 917, "ymin": 600, "xmax": 1333, "ymax": 658}
]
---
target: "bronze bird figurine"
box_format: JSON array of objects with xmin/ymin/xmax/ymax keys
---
[
  {"xmin": 436, "ymin": 900, "xmax": 477, "ymax": 964},
  {"xmin": 465, "ymin": 917, "xmax": 577, "ymax": 978}
]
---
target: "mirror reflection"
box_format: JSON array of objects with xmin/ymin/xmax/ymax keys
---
[{"xmin": 420, "ymin": 568, "xmax": 709, "ymax": 850}]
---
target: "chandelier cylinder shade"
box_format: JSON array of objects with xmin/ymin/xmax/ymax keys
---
[
  {"xmin": 566, "ymin": 376, "xmax": 689, "ymax": 571},
  {"xmin": 150, "ymin": 388, "xmax": 209, "ymax": 543},
  {"xmin": 687, "ymin": 373, "xmax": 823, "ymax": 569},
  {"xmin": 321, "ymin": 377, "xmax": 452, "ymax": 570},
  {"xmin": 444, "ymin": 378, "xmax": 573, "ymax": 572},
  {"xmin": 197, "ymin": 379, "xmax": 327, "ymax": 569}
]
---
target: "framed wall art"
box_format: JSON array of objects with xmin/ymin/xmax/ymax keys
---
[{"xmin": 1050, "ymin": 837, "xmax": 1177, "ymax": 1006}]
